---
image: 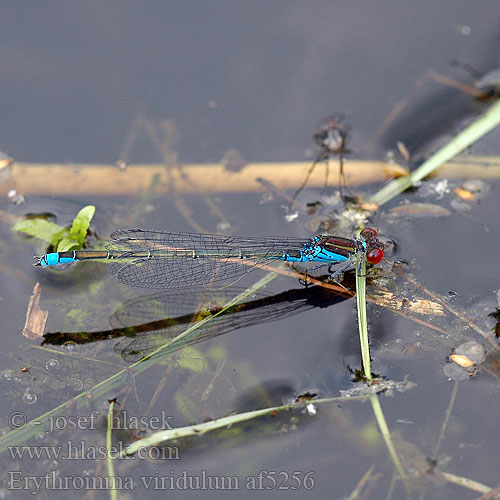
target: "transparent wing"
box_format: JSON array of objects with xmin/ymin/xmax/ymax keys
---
[{"xmin": 107, "ymin": 229, "xmax": 308, "ymax": 289}]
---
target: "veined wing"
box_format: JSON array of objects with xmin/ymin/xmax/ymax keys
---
[{"xmin": 106, "ymin": 229, "xmax": 309, "ymax": 289}]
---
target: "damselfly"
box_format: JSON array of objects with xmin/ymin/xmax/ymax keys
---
[
  {"xmin": 291, "ymin": 114, "xmax": 351, "ymax": 207},
  {"xmin": 33, "ymin": 227, "xmax": 384, "ymax": 289}
]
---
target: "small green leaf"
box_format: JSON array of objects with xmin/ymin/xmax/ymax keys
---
[
  {"xmin": 12, "ymin": 219, "xmax": 67, "ymax": 244},
  {"xmin": 57, "ymin": 237, "xmax": 80, "ymax": 252},
  {"xmin": 69, "ymin": 205, "xmax": 95, "ymax": 245},
  {"xmin": 51, "ymin": 228, "xmax": 71, "ymax": 248}
]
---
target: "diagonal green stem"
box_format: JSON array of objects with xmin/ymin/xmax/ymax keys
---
[
  {"xmin": 0, "ymin": 272, "xmax": 278, "ymax": 454},
  {"xmin": 369, "ymin": 97, "xmax": 500, "ymax": 207},
  {"xmin": 121, "ymin": 394, "xmax": 371, "ymax": 456},
  {"xmin": 370, "ymin": 395, "xmax": 412, "ymax": 499}
]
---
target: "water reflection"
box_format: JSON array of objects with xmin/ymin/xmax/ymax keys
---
[{"xmin": 43, "ymin": 285, "xmax": 351, "ymax": 362}]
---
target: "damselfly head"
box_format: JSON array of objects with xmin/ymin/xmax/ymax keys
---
[
  {"xmin": 360, "ymin": 228, "xmax": 378, "ymax": 240},
  {"xmin": 313, "ymin": 114, "xmax": 351, "ymax": 154},
  {"xmin": 360, "ymin": 228, "xmax": 384, "ymax": 265}
]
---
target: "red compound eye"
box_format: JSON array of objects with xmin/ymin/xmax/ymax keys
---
[{"xmin": 366, "ymin": 247, "xmax": 384, "ymax": 265}]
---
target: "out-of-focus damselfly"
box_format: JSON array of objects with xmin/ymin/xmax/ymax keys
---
[
  {"xmin": 34, "ymin": 227, "xmax": 383, "ymax": 289},
  {"xmin": 43, "ymin": 286, "xmax": 350, "ymax": 362},
  {"xmin": 291, "ymin": 114, "xmax": 351, "ymax": 206}
]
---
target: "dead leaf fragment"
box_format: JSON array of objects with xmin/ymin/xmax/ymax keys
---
[
  {"xmin": 371, "ymin": 291, "xmax": 445, "ymax": 316},
  {"xmin": 454, "ymin": 187, "xmax": 475, "ymax": 200},
  {"xmin": 22, "ymin": 282, "xmax": 48, "ymax": 340},
  {"xmin": 450, "ymin": 354, "xmax": 475, "ymax": 368},
  {"xmin": 389, "ymin": 203, "xmax": 451, "ymax": 218}
]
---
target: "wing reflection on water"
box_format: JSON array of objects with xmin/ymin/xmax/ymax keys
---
[{"xmin": 43, "ymin": 286, "xmax": 350, "ymax": 362}]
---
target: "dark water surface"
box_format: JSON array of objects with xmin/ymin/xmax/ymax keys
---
[{"xmin": 1, "ymin": 3, "xmax": 500, "ymax": 499}]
